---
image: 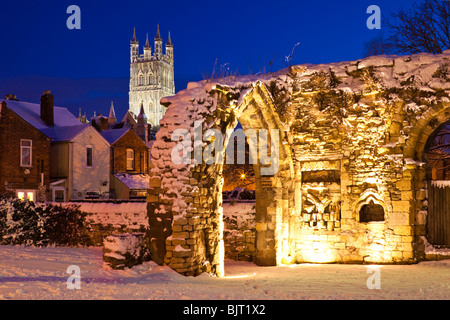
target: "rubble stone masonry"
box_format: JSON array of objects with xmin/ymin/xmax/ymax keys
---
[{"xmin": 147, "ymin": 51, "xmax": 450, "ymax": 275}]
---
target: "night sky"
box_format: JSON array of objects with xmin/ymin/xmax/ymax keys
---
[{"xmin": 0, "ymin": 0, "xmax": 413, "ymax": 119}]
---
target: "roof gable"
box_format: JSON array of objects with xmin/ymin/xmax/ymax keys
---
[{"xmin": 100, "ymin": 127, "xmax": 131, "ymax": 145}]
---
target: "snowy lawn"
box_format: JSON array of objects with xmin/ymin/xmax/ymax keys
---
[{"xmin": 0, "ymin": 245, "xmax": 448, "ymax": 300}]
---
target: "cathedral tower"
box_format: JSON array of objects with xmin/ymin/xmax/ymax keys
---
[{"xmin": 129, "ymin": 26, "xmax": 175, "ymax": 128}]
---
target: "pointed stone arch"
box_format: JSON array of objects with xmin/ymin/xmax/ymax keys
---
[
  {"xmin": 401, "ymin": 101, "xmax": 450, "ymax": 256},
  {"xmin": 146, "ymin": 81, "xmax": 295, "ymax": 276},
  {"xmin": 404, "ymin": 101, "xmax": 450, "ymax": 161}
]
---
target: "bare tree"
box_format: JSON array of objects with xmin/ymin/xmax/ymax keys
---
[
  {"xmin": 363, "ymin": 34, "xmax": 393, "ymax": 57},
  {"xmin": 384, "ymin": 0, "xmax": 450, "ymax": 54}
]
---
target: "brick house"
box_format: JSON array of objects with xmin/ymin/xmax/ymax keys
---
[
  {"xmin": 0, "ymin": 91, "xmax": 112, "ymax": 202},
  {"xmin": 101, "ymin": 127, "xmax": 150, "ymax": 199},
  {"xmin": 0, "ymin": 97, "xmax": 51, "ymax": 201},
  {"xmin": 0, "ymin": 91, "xmax": 84, "ymax": 201}
]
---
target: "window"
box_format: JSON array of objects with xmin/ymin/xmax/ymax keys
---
[
  {"xmin": 126, "ymin": 148, "xmax": 135, "ymax": 171},
  {"xmin": 141, "ymin": 151, "xmax": 147, "ymax": 173},
  {"xmin": 17, "ymin": 190, "xmax": 35, "ymax": 202},
  {"xmin": 86, "ymin": 147, "xmax": 93, "ymax": 167},
  {"xmin": 20, "ymin": 139, "xmax": 32, "ymax": 167}
]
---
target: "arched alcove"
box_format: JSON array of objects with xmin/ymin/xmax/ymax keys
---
[{"xmin": 359, "ymin": 201, "xmax": 385, "ymax": 223}]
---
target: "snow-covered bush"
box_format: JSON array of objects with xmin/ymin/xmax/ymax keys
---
[
  {"xmin": 44, "ymin": 203, "xmax": 92, "ymax": 246},
  {"xmin": 0, "ymin": 197, "xmax": 91, "ymax": 247}
]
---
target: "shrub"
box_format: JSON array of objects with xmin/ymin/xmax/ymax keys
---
[{"xmin": 0, "ymin": 197, "xmax": 92, "ymax": 247}]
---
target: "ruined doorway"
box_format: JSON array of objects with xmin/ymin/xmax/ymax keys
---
[
  {"xmin": 147, "ymin": 81, "xmax": 294, "ymax": 276},
  {"xmin": 222, "ymin": 123, "xmax": 257, "ymax": 262}
]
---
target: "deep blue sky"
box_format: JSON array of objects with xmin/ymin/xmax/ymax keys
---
[{"xmin": 0, "ymin": 0, "xmax": 413, "ymax": 119}]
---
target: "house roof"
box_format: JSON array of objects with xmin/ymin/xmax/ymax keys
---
[
  {"xmin": 0, "ymin": 99, "xmax": 83, "ymax": 140},
  {"xmin": 41, "ymin": 124, "xmax": 90, "ymax": 142},
  {"xmin": 100, "ymin": 127, "xmax": 131, "ymax": 144},
  {"xmin": 113, "ymin": 173, "xmax": 150, "ymax": 190}
]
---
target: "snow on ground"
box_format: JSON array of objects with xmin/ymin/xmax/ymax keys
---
[{"xmin": 0, "ymin": 245, "xmax": 448, "ymax": 300}]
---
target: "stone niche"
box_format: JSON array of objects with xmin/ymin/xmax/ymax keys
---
[
  {"xmin": 300, "ymin": 160, "xmax": 341, "ymax": 231},
  {"xmin": 359, "ymin": 201, "xmax": 385, "ymax": 222}
]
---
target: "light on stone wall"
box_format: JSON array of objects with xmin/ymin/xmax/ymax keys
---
[{"xmin": 302, "ymin": 241, "xmax": 337, "ymax": 263}]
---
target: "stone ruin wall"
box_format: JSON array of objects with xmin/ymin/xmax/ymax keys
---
[{"xmin": 147, "ymin": 51, "xmax": 450, "ymax": 276}]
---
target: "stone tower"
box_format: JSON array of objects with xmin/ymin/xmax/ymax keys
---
[{"xmin": 129, "ymin": 26, "xmax": 175, "ymax": 128}]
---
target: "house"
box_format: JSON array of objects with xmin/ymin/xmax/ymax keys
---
[
  {"xmin": 0, "ymin": 95, "xmax": 52, "ymax": 201},
  {"xmin": 49, "ymin": 124, "xmax": 110, "ymax": 202},
  {"xmin": 101, "ymin": 127, "xmax": 150, "ymax": 200},
  {"xmin": 0, "ymin": 91, "xmax": 111, "ymax": 202}
]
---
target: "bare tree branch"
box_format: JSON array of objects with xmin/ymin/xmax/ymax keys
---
[{"xmin": 384, "ymin": 0, "xmax": 450, "ymax": 54}]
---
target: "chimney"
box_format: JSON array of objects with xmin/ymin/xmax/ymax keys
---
[
  {"xmin": 40, "ymin": 90, "xmax": 54, "ymax": 127},
  {"xmin": 5, "ymin": 94, "xmax": 18, "ymax": 101}
]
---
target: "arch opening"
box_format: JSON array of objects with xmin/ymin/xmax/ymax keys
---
[{"xmin": 423, "ymin": 121, "xmax": 450, "ymax": 248}]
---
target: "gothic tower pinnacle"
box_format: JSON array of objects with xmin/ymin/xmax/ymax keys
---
[{"xmin": 129, "ymin": 25, "xmax": 175, "ymax": 128}]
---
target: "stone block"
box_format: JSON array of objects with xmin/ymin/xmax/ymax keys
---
[
  {"xmin": 172, "ymin": 225, "xmax": 183, "ymax": 232},
  {"xmin": 395, "ymin": 180, "xmax": 411, "ymax": 191},
  {"xmin": 102, "ymin": 233, "xmax": 147, "ymax": 270},
  {"xmin": 389, "ymin": 211, "xmax": 412, "ymax": 226},
  {"xmin": 401, "ymin": 235, "xmax": 414, "ymax": 243},
  {"xmin": 149, "ymin": 177, "xmax": 161, "ymax": 188},
  {"xmin": 189, "ymin": 216, "xmax": 200, "ymax": 225},
  {"xmin": 401, "ymin": 191, "xmax": 413, "ymax": 201},
  {"xmin": 393, "ymin": 225, "xmax": 413, "ymax": 236},
  {"xmin": 402, "ymin": 251, "xmax": 414, "ymax": 259},
  {"xmin": 392, "ymin": 200, "xmax": 411, "ymax": 213},
  {"xmin": 147, "ymin": 194, "xmax": 159, "ymax": 203},
  {"xmin": 173, "ymin": 216, "xmax": 188, "ymax": 225},
  {"xmin": 256, "ymin": 223, "xmax": 267, "ymax": 231},
  {"xmin": 171, "ymin": 231, "xmax": 190, "ymax": 239},
  {"xmin": 171, "ymin": 238, "xmax": 186, "ymax": 246}
]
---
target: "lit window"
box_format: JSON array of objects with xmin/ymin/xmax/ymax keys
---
[
  {"xmin": 127, "ymin": 148, "xmax": 135, "ymax": 171},
  {"xmin": 16, "ymin": 190, "xmax": 35, "ymax": 202},
  {"xmin": 20, "ymin": 139, "xmax": 32, "ymax": 167},
  {"xmin": 86, "ymin": 147, "xmax": 93, "ymax": 167}
]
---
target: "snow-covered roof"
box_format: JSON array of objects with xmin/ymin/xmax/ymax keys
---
[
  {"xmin": 0, "ymin": 99, "xmax": 83, "ymax": 140},
  {"xmin": 40, "ymin": 124, "xmax": 90, "ymax": 142},
  {"xmin": 1, "ymin": 99, "xmax": 81, "ymax": 129},
  {"xmin": 101, "ymin": 128, "xmax": 131, "ymax": 145},
  {"xmin": 113, "ymin": 173, "xmax": 150, "ymax": 190}
]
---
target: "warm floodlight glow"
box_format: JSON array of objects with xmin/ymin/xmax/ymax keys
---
[
  {"xmin": 302, "ymin": 242, "xmax": 337, "ymax": 263},
  {"xmin": 225, "ymin": 274, "xmax": 250, "ymax": 279}
]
